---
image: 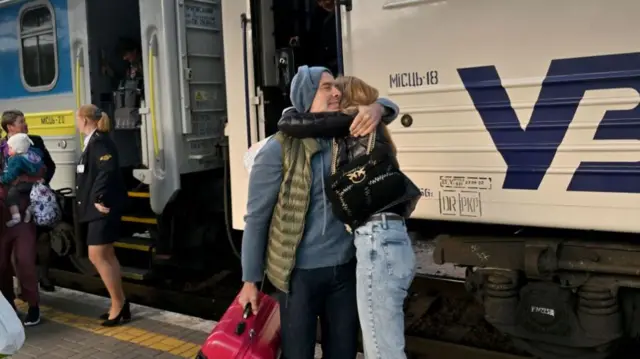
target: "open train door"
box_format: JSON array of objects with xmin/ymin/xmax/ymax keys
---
[
  {"xmin": 222, "ymin": 0, "xmax": 262, "ymax": 230},
  {"xmin": 63, "ymin": 0, "xmax": 96, "ymax": 275},
  {"xmin": 137, "ymin": 0, "xmax": 182, "ymax": 214}
]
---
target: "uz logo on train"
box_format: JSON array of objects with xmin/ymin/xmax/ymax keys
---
[{"xmin": 457, "ymin": 52, "xmax": 640, "ymax": 194}]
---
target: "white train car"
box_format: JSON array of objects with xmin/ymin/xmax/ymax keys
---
[
  {"xmin": 226, "ymin": 0, "xmax": 640, "ymax": 239},
  {"xmin": 223, "ymin": 0, "xmax": 640, "ymax": 358}
]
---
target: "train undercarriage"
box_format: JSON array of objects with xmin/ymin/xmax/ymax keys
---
[{"xmin": 433, "ymin": 232, "xmax": 640, "ymax": 359}]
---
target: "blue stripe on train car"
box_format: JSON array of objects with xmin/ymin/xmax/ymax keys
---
[
  {"xmin": 0, "ymin": 0, "xmax": 72, "ymax": 99},
  {"xmin": 458, "ymin": 52, "xmax": 640, "ymax": 195}
]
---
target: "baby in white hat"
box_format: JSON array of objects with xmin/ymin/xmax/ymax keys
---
[{"xmin": 0, "ymin": 133, "xmax": 45, "ymax": 226}]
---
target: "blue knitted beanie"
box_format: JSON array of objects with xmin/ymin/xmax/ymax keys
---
[{"xmin": 290, "ymin": 65, "xmax": 332, "ymax": 113}]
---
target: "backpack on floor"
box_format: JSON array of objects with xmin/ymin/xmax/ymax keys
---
[
  {"xmin": 30, "ymin": 182, "xmax": 62, "ymax": 227},
  {"xmin": 0, "ymin": 294, "xmax": 24, "ymax": 356}
]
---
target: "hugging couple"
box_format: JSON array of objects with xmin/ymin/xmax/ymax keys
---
[{"xmin": 241, "ymin": 65, "xmax": 420, "ymax": 359}]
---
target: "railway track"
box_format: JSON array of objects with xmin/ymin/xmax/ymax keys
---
[{"xmin": 48, "ymin": 269, "xmax": 532, "ymax": 358}]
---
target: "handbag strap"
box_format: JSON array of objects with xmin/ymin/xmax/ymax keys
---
[
  {"xmin": 331, "ymin": 138, "xmax": 339, "ymax": 175},
  {"xmin": 365, "ymin": 130, "xmax": 376, "ymax": 154},
  {"xmin": 331, "ymin": 130, "xmax": 377, "ymax": 175}
]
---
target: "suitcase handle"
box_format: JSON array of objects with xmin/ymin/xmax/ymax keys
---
[
  {"xmin": 234, "ymin": 303, "xmax": 253, "ymax": 335},
  {"xmin": 242, "ymin": 303, "xmax": 252, "ymax": 319}
]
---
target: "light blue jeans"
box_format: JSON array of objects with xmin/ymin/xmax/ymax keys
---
[{"xmin": 354, "ymin": 213, "xmax": 416, "ymax": 359}]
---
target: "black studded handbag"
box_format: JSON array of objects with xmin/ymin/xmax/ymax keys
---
[{"xmin": 325, "ymin": 131, "xmax": 408, "ymax": 230}]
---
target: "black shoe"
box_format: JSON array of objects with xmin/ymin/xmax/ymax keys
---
[
  {"xmin": 98, "ymin": 299, "xmax": 127, "ymax": 320},
  {"xmin": 101, "ymin": 300, "xmax": 131, "ymax": 327},
  {"xmin": 24, "ymin": 306, "xmax": 41, "ymax": 326}
]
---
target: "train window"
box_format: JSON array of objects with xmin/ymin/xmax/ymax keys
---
[{"xmin": 18, "ymin": 1, "xmax": 58, "ymax": 91}]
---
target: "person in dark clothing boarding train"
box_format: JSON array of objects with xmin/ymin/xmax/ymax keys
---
[
  {"xmin": 1, "ymin": 109, "xmax": 57, "ymax": 292},
  {"xmin": 75, "ymin": 104, "xmax": 129, "ymax": 327},
  {"xmin": 101, "ymin": 37, "xmax": 144, "ymax": 99}
]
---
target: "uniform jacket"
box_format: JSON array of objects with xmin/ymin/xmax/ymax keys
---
[{"xmin": 75, "ymin": 131, "xmax": 127, "ymax": 223}]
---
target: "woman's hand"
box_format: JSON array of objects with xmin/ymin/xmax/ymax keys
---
[
  {"xmin": 94, "ymin": 203, "xmax": 110, "ymax": 214},
  {"xmin": 350, "ymin": 103, "xmax": 384, "ymax": 137}
]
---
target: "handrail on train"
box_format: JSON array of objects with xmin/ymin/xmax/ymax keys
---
[
  {"xmin": 75, "ymin": 46, "xmax": 84, "ymax": 149},
  {"xmin": 148, "ymin": 40, "xmax": 160, "ymax": 157}
]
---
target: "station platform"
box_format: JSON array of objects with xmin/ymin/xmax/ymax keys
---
[
  {"xmin": 9, "ymin": 287, "xmax": 213, "ymax": 359},
  {"xmin": 8, "ymin": 287, "xmax": 340, "ymax": 359}
]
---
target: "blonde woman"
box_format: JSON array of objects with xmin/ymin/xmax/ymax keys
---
[
  {"xmin": 278, "ymin": 76, "xmax": 420, "ymax": 359},
  {"xmin": 75, "ymin": 104, "xmax": 129, "ymax": 326}
]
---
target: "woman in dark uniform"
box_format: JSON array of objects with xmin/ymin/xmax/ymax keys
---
[{"xmin": 75, "ymin": 104, "xmax": 129, "ymax": 326}]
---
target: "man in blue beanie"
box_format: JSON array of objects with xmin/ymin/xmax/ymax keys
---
[{"xmin": 238, "ymin": 65, "xmax": 399, "ymax": 359}]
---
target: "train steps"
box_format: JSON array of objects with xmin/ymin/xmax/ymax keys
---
[{"xmin": 114, "ymin": 190, "xmax": 158, "ymax": 281}]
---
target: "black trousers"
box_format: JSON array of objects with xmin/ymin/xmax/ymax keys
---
[{"xmin": 278, "ymin": 259, "xmax": 359, "ymax": 359}]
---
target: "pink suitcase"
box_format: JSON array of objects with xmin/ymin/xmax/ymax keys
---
[{"xmin": 198, "ymin": 292, "xmax": 281, "ymax": 359}]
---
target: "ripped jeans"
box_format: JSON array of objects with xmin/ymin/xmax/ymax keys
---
[{"xmin": 354, "ymin": 213, "xmax": 416, "ymax": 359}]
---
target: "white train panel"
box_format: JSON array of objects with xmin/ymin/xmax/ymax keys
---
[{"xmin": 342, "ymin": 0, "xmax": 640, "ymax": 233}]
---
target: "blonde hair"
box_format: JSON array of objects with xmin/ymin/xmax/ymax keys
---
[
  {"xmin": 335, "ymin": 76, "xmax": 397, "ymax": 155},
  {"xmin": 78, "ymin": 104, "xmax": 111, "ymax": 132}
]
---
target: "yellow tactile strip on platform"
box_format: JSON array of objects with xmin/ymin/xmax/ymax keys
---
[{"xmin": 16, "ymin": 300, "xmax": 203, "ymax": 358}]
